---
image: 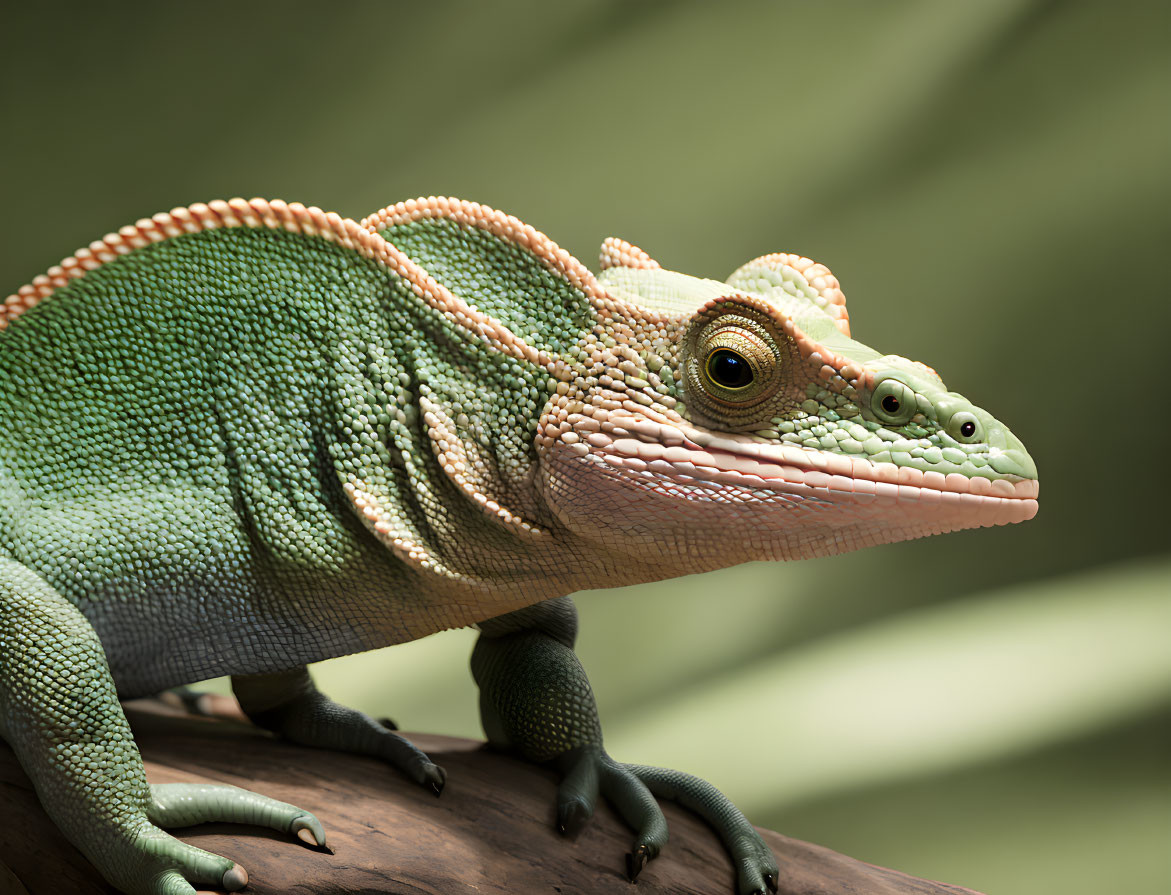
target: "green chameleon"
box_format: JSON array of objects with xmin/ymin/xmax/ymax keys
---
[{"xmin": 0, "ymin": 197, "xmax": 1038, "ymax": 895}]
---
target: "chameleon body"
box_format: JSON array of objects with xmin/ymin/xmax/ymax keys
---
[{"xmin": 0, "ymin": 197, "xmax": 1037, "ymax": 895}]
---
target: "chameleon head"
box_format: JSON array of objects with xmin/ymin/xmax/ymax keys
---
[{"xmin": 539, "ymin": 244, "xmax": 1038, "ymax": 573}]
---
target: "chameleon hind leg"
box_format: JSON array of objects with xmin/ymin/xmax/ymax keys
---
[
  {"xmin": 0, "ymin": 558, "xmax": 325, "ymax": 895},
  {"xmin": 231, "ymin": 666, "xmax": 446, "ymax": 794},
  {"xmin": 471, "ymin": 596, "xmax": 779, "ymax": 895}
]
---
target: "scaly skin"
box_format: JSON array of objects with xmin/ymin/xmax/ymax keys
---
[{"xmin": 0, "ymin": 197, "xmax": 1037, "ymax": 894}]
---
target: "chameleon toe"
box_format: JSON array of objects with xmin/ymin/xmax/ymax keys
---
[
  {"xmin": 556, "ymin": 798, "xmax": 591, "ymax": 838},
  {"xmin": 733, "ymin": 854, "xmax": 782, "ymax": 895}
]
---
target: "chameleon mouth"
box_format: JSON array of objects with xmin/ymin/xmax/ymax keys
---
[{"xmin": 569, "ymin": 413, "xmax": 1038, "ymax": 527}]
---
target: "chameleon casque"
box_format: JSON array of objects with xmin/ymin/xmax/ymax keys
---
[{"xmin": 0, "ymin": 196, "xmax": 1038, "ymax": 895}]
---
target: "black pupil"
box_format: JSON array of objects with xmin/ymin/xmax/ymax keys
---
[
  {"xmin": 960, "ymin": 420, "xmax": 976, "ymax": 438},
  {"xmin": 881, "ymin": 394, "xmax": 901, "ymax": 414},
  {"xmin": 709, "ymin": 349, "xmax": 752, "ymax": 388}
]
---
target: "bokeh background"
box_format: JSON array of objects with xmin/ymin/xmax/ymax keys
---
[{"xmin": 2, "ymin": 2, "xmax": 1168, "ymax": 893}]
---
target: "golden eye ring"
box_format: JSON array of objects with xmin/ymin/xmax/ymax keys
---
[{"xmin": 689, "ymin": 316, "xmax": 780, "ymax": 407}]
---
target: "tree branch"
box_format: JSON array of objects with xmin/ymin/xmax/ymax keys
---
[{"xmin": 0, "ymin": 699, "xmax": 984, "ymax": 895}]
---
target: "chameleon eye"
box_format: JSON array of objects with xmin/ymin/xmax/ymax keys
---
[
  {"xmin": 683, "ymin": 308, "xmax": 794, "ymax": 428},
  {"xmin": 692, "ymin": 319, "xmax": 777, "ymax": 405},
  {"xmin": 871, "ymin": 379, "xmax": 916, "ymax": 426},
  {"xmin": 705, "ymin": 349, "xmax": 753, "ymax": 390},
  {"xmin": 946, "ymin": 411, "xmax": 983, "ymax": 443}
]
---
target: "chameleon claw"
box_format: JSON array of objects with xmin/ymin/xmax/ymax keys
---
[
  {"xmin": 556, "ymin": 799, "xmax": 590, "ymax": 838},
  {"xmin": 222, "ymin": 863, "xmax": 248, "ymax": 891},
  {"xmin": 291, "ymin": 814, "xmax": 330, "ymax": 851},
  {"xmin": 424, "ymin": 763, "xmax": 446, "ymax": 796},
  {"xmin": 626, "ymin": 846, "xmax": 648, "ymax": 883},
  {"xmin": 296, "ymin": 826, "xmax": 320, "ymax": 847}
]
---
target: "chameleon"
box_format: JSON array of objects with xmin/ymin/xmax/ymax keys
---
[{"xmin": 0, "ymin": 196, "xmax": 1038, "ymax": 895}]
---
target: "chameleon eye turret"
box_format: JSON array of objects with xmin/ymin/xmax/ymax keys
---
[
  {"xmin": 946, "ymin": 411, "xmax": 982, "ymax": 443},
  {"xmin": 869, "ymin": 378, "xmax": 917, "ymax": 426},
  {"xmin": 682, "ymin": 303, "xmax": 803, "ymax": 428},
  {"xmin": 694, "ymin": 315, "xmax": 777, "ymax": 404}
]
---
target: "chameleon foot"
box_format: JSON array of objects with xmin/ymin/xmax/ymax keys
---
[
  {"xmin": 161, "ymin": 687, "xmax": 248, "ymax": 722},
  {"xmin": 389, "ymin": 746, "xmax": 446, "ymax": 794},
  {"xmin": 472, "ymin": 605, "xmax": 777, "ymax": 892},
  {"xmin": 232, "ymin": 666, "xmax": 446, "ymax": 796},
  {"xmin": 110, "ymin": 825, "xmax": 250, "ymax": 895},
  {"xmin": 555, "ymin": 747, "xmax": 669, "ymax": 881},
  {"xmin": 630, "ymin": 765, "xmax": 779, "ymax": 895}
]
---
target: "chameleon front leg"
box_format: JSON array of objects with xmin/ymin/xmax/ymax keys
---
[
  {"xmin": 0, "ymin": 559, "xmax": 325, "ymax": 895},
  {"xmin": 231, "ymin": 666, "xmax": 446, "ymax": 793},
  {"xmin": 471, "ymin": 596, "xmax": 779, "ymax": 895}
]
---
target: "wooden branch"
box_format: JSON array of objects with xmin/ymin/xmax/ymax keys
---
[{"xmin": 0, "ymin": 699, "xmax": 984, "ymax": 895}]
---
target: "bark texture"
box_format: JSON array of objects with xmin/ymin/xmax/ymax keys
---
[{"xmin": 0, "ymin": 699, "xmax": 984, "ymax": 895}]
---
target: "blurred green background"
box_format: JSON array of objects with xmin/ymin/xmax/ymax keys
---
[{"xmin": 2, "ymin": 2, "xmax": 1168, "ymax": 892}]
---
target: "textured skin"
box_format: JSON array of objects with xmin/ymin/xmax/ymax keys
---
[{"xmin": 0, "ymin": 197, "xmax": 1037, "ymax": 895}]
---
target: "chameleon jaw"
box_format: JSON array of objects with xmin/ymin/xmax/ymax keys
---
[
  {"xmin": 597, "ymin": 434, "xmax": 1038, "ymax": 522},
  {"xmin": 545, "ymin": 412, "xmax": 1038, "ymax": 567}
]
